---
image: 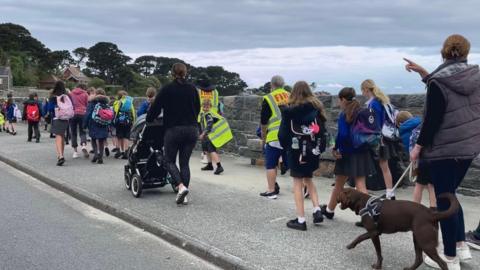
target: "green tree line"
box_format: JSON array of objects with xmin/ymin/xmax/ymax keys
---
[{"xmin": 0, "ymin": 23, "xmax": 247, "ymax": 96}]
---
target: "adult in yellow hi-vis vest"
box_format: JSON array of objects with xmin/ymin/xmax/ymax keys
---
[
  {"xmin": 197, "ymin": 77, "xmax": 220, "ymax": 122},
  {"xmin": 260, "ymin": 75, "xmax": 290, "ymax": 199},
  {"xmin": 199, "ymin": 99, "xmax": 232, "ymax": 175}
]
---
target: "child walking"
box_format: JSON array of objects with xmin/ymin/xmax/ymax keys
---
[
  {"xmin": 5, "ymin": 94, "xmax": 18, "ymax": 135},
  {"xmin": 199, "ymin": 99, "xmax": 233, "ymax": 175},
  {"xmin": 83, "ymin": 88, "xmax": 112, "ymax": 164},
  {"xmin": 396, "ymin": 111, "xmax": 436, "ymax": 208},
  {"xmin": 278, "ymin": 81, "xmax": 328, "ymax": 231},
  {"xmin": 321, "ymin": 87, "xmax": 376, "ymax": 225},
  {"xmin": 23, "ymin": 92, "xmax": 43, "ymax": 143}
]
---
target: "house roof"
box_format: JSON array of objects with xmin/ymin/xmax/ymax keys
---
[
  {"xmin": 0, "ymin": 66, "xmax": 11, "ymax": 76},
  {"xmin": 39, "ymin": 74, "xmax": 60, "ymax": 83},
  {"xmin": 63, "ymin": 65, "xmax": 89, "ymax": 81}
]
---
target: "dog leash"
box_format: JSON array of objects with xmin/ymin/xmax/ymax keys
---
[{"xmin": 388, "ymin": 162, "xmax": 416, "ymax": 195}]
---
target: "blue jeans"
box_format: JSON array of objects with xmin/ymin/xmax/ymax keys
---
[{"xmin": 429, "ymin": 158, "xmax": 472, "ymax": 257}]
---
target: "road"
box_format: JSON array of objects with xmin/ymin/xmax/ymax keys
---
[{"xmin": 0, "ymin": 161, "xmax": 218, "ymax": 270}]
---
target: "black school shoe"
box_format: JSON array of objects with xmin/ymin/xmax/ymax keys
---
[
  {"xmin": 91, "ymin": 156, "xmax": 98, "ymax": 163},
  {"xmin": 274, "ymin": 182, "xmax": 280, "ymax": 194},
  {"xmin": 121, "ymin": 152, "xmax": 128, "ymax": 160},
  {"xmin": 97, "ymin": 158, "xmax": 103, "ymax": 164},
  {"xmin": 287, "ymin": 218, "xmax": 307, "ymax": 231},
  {"xmin": 313, "ymin": 210, "xmax": 324, "ymax": 225},
  {"xmin": 214, "ymin": 166, "xmax": 224, "ymax": 175},
  {"xmin": 355, "ymin": 221, "xmax": 364, "ymax": 228},
  {"xmin": 114, "ymin": 151, "xmax": 123, "ymax": 159},
  {"xmin": 201, "ymin": 164, "xmax": 214, "ymax": 171},
  {"xmin": 320, "ymin": 205, "xmax": 335, "ymax": 220},
  {"xmin": 104, "ymin": 148, "xmax": 110, "ymax": 157},
  {"xmin": 259, "ymin": 191, "xmax": 277, "ymax": 199},
  {"xmin": 56, "ymin": 157, "xmax": 65, "ymax": 166}
]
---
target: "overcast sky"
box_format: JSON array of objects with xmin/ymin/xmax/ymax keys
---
[{"xmin": 2, "ymin": 0, "xmax": 479, "ymax": 92}]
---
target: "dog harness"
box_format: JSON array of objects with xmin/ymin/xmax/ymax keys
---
[{"xmin": 359, "ymin": 196, "xmax": 384, "ymax": 223}]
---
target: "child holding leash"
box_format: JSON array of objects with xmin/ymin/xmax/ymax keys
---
[{"xmin": 396, "ymin": 111, "xmax": 436, "ymax": 209}]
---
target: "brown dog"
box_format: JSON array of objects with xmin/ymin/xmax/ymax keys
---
[{"xmin": 337, "ymin": 188, "xmax": 459, "ymax": 270}]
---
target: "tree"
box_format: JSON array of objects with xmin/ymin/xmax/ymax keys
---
[
  {"xmin": 190, "ymin": 66, "xmax": 247, "ymax": 96},
  {"xmin": 88, "ymin": 77, "xmax": 106, "ymax": 89},
  {"xmin": 134, "ymin": 55, "xmax": 157, "ymax": 77},
  {"xmin": 72, "ymin": 47, "xmax": 88, "ymax": 67},
  {"xmin": 153, "ymin": 56, "xmax": 191, "ymax": 76},
  {"xmin": 48, "ymin": 50, "xmax": 74, "ymax": 71},
  {"xmin": 86, "ymin": 42, "xmax": 131, "ymax": 84}
]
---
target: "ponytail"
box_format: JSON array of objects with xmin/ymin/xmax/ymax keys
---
[
  {"xmin": 338, "ymin": 87, "xmax": 360, "ymax": 123},
  {"xmin": 361, "ymin": 79, "xmax": 390, "ymax": 105}
]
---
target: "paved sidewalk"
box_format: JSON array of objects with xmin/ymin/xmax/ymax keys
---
[{"xmin": 1, "ymin": 125, "xmax": 479, "ymax": 270}]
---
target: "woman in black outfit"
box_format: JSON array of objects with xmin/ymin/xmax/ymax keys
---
[
  {"xmin": 146, "ymin": 63, "xmax": 200, "ymax": 205},
  {"xmin": 405, "ymin": 34, "xmax": 480, "ymax": 269}
]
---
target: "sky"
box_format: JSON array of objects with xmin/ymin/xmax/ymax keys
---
[{"xmin": 1, "ymin": 0, "xmax": 480, "ymax": 93}]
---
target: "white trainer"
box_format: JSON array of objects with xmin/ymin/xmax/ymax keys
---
[
  {"xmin": 457, "ymin": 244, "xmax": 472, "ymax": 262},
  {"xmin": 424, "ymin": 253, "xmax": 460, "ymax": 270},
  {"xmin": 201, "ymin": 153, "xmax": 208, "ymax": 164},
  {"xmin": 72, "ymin": 152, "xmax": 79, "ymax": 159}
]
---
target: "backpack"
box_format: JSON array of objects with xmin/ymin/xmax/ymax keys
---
[
  {"xmin": 55, "ymin": 95, "xmax": 74, "ymax": 120},
  {"xmin": 26, "ymin": 103, "xmax": 40, "ymax": 122},
  {"xmin": 350, "ymin": 108, "xmax": 381, "ymax": 149},
  {"xmin": 290, "ymin": 112, "xmax": 325, "ymax": 164},
  {"xmin": 13, "ymin": 104, "xmax": 22, "ymax": 120},
  {"xmin": 409, "ymin": 124, "xmax": 422, "ymax": 153},
  {"xmin": 381, "ymin": 104, "xmax": 399, "ymax": 140},
  {"xmin": 119, "ymin": 96, "xmax": 133, "ymax": 113},
  {"xmin": 115, "ymin": 111, "xmax": 131, "ymax": 126},
  {"xmin": 92, "ymin": 103, "xmax": 114, "ymax": 126}
]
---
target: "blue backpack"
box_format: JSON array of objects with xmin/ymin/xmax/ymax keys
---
[{"xmin": 350, "ymin": 108, "xmax": 381, "ymax": 149}]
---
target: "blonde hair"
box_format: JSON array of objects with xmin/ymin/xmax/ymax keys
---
[
  {"xmin": 95, "ymin": 88, "xmax": 106, "ymax": 96},
  {"xmin": 361, "ymin": 79, "xmax": 390, "ymax": 105},
  {"xmin": 442, "ymin": 34, "xmax": 470, "ymax": 60},
  {"xmin": 289, "ymin": 81, "xmax": 327, "ymax": 121},
  {"xmin": 395, "ymin": 111, "xmax": 413, "ymax": 127},
  {"xmin": 146, "ymin": 87, "xmax": 156, "ymax": 98}
]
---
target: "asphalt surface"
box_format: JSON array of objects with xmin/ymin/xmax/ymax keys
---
[
  {"xmin": 0, "ymin": 161, "xmax": 218, "ymax": 270},
  {"xmin": 1, "ymin": 125, "xmax": 479, "ymax": 270}
]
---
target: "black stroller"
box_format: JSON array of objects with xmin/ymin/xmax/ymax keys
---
[{"xmin": 124, "ymin": 114, "xmax": 177, "ymax": 197}]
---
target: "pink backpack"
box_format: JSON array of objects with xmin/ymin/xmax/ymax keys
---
[{"xmin": 55, "ymin": 95, "xmax": 74, "ymax": 120}]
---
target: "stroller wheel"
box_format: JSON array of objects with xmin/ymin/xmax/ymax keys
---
[
  {"xmin": 131, "ymin": 174, "xmax": 143, "ymax": 198},
  {"xmin": 124, "ymin": 169, "xmax": 131, "ymax": 190}
]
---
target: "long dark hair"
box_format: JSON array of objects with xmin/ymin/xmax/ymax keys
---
[
  {"xmin": 52, "ymin": 81, "xmax": 66, "ymax": 97},
  {"xmin": 338, "ymin": 87, "xmax": 360, "ymax": 124}
]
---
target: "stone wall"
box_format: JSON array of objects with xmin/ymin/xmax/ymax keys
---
[
  {"xmin": 5, "ymin": 87, "xmax": 479, "ymax": 194},
  {"xmin": 220, "ymin": 94, "xmax": 480, "ymax": 195}
]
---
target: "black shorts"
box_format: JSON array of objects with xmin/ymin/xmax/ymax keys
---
[
  {"xmin": 115, "ymin": 124, "xmax": 131, "ymax": 139},
  {"xmin": 416, "ymin": 160, "xmax": 431, "ymax": 185},
  {"xmin": 202, "ymin": 138, "xmax": 217, "ymax": 153}
]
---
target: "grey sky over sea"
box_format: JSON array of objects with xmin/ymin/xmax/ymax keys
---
[{"xmin": 2, "ymin": 0, "xmax": 479, "ymax": 92}]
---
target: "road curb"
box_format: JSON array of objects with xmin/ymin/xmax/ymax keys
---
[{"xmin": 0, "ymin": 154, "xmax": 261, "ymax": 270}]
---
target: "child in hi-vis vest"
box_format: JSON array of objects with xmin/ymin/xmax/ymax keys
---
[{"xmin": 199, "ymin": 99, "xmax": 233, "ymax": 175}]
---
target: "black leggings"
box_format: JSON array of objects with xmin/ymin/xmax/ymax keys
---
[
  {"xmin": 164, "ymin": 126, "xmax": 198, "ymax": 188},
  {"xmin": 27, "ymin": 122, "xmax": 40, "ymax": 141},
  {"xmin": 91, "ymin": 139, "xmax": 106, "ymax": 158}
]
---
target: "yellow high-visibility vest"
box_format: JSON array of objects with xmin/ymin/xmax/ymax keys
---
[
  {"xmin": 201, "ymin": 111, "xmax": 233, "ymax": 148},
  {"xmin": 198, "ymin": 89, "xmax": 219, "ymax": 122},
  {"xmin": 264, "ymin": 88, "xmax": 289, "ymax": 143}
]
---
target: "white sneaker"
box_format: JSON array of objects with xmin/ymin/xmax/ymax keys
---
[
  {"xmin": 457, "ymin": 245, "xmax": 472, "ymax": 262},
  {"xmin": 72, "ymin": 152, "xmax": 79, "ymax": 159},
  {"xmin": 183, "ymin": 196, "xmax": 189, "ymax": 205},
  {"xmin": 175, "ymin": 187, "xmax": 189, "ymax": 204},
  {"xmin": 424, "ymin": 253, "xmax": 460, "ymax": 270},
  {"xmin": 201, "ymin": 153, "xmax": 208, "ymax": 164}
]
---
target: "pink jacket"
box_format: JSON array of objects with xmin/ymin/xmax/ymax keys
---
[{"xmin": 69, "ymin": 88, "xmax": 89, "ymax": 115}]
